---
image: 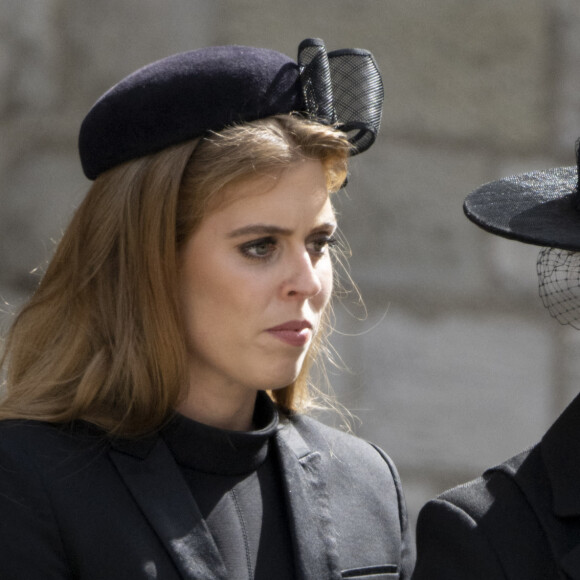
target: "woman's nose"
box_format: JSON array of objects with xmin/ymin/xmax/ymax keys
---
[{"xmin": 283, "ymin": 251, "xmax": 323, "ymax": 299}]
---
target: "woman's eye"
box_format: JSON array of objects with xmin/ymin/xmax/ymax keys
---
[
  {"xmin": 307, "ymin": 235, "xmax": 337, "ymax": 256},
  {"xmin": 240, "ymin": 237, "xmax": 277, "ymax": 260}
]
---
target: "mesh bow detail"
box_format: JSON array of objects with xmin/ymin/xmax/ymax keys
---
[{"xmin": 298, "ymin": 38, "xmax": 384, "ymax": 155}]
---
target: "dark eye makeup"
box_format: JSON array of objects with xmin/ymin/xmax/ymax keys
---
[
  {"xmin": 237, "ymin": 227, "xmax": 337, "ymax": 262},
  {"xmin": 239, "ymin": 236, "xmax": 278, "ymax": 260}
]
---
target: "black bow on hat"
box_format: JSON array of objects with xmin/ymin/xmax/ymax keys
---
[{"xmin": 79, "ymin": 38, "xmax": 384, "ymax": 180}]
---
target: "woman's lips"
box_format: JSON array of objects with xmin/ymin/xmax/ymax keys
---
[{"xmin": 267, "ymin": 320, "xmax": 313, "ymax": 347}]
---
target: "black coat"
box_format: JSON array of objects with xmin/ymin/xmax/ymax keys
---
[
  {"xmin": 0, "ymin": 413, "xmax": 414, "ymax": 579},
  {"xmin": 413, "ymin": 392, "xmax": 580, "ymax": 580}
]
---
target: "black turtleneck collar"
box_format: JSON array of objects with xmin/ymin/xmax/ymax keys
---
[{"xmin": 160, "ymin": 391, "xmax": 279, "ymax": 476}]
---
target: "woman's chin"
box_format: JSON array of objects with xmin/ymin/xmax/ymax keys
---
[{"xmin": 263, "ymin": 369, "xmax": 302, "ymax": 392}]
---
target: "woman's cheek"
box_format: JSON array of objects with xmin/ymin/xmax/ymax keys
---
[{"xmin": 318, "ymin": 261, "xmax": 334, "ymax": 307}]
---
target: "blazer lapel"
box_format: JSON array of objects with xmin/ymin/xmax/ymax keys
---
[
  {"xmin": 540, "ymin": 393, "xmax": 580, "ymax": 579},
  {"xmin": 275, "ymin": 421, "xmax": 341, "ymax": 580},
  {"xmin": 110, "ymin": 436, "xmax": 227, "ymax": 580}
]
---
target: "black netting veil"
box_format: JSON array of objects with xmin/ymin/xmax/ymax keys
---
[{"xmin": 537, "ymin": 247, "xmax": 580, "ymax": 329}]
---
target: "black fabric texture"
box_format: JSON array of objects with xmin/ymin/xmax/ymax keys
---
[
  {"xmin": 413, "ymin": 392, "xmax": 580, "ymax": 580},
  {"xmin": 161, "ymin": 393, "xmax": 294, "ymax": 580},
  {"xmin": 79, "ymin": 45, "xmax": 303, "ymax": 180},
  {"xmin": 0, "ymin": 406, "xmax": 413, "ymax": 579}
]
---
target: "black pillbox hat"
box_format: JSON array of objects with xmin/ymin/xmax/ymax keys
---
[
  {"xmin": 79, "ymin": 45, "xmax": 302, "ymax": 180},
  {"xmin": 78, "ymin": 39, "xmax": 384, "ymax": 180}
]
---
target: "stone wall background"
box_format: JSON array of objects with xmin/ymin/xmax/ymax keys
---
[{"xmin": 3, "ymin": 0, "xmax": 580, "ymax": 530}]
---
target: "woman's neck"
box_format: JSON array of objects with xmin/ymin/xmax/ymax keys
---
[{"xmin": 175, "ymin": 385, "xmax": 258, "ymax": 431}]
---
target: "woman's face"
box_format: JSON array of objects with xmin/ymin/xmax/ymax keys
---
[{"xmin": 178, "ymin": 159, "xmax": 336, "ymax": 401}]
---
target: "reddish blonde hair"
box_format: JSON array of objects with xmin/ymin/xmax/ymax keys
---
[{"xmin": 0, "ymin": 114, "xmax": 350, "ymax": 436}]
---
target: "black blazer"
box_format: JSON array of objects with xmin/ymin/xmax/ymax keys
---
[
  {"xmin": 0, "ymin": 413, "xmax": 414, "ymax": 579},
  {"xmin": 413, "ymin": 392, "xmax": 580, "ymax": 580}
]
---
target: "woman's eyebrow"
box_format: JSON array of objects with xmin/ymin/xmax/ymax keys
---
[
  {"xmin": 227, "ymin": 224, "xmax": 292, "ymax": 238},
  {"xmin": 228, "ymin": 222, "xmax": 337, "ymax": 238}
]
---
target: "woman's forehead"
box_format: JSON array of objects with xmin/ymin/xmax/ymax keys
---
[
  {"xmin": 203, "ymin": 161, "xmax": 334, "ymax": 229},
  {"xmin": 212, "ymin": 160, "xmax": 331, "ymax": 212}
]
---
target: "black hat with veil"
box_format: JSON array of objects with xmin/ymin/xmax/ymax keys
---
[{"xmin": 464, "ymin": 142, "xmax": 580, "ymax": 328}]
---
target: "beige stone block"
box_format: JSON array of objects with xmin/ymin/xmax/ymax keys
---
[
  {"xmin": 331, "ymin": 308, "xmax": 554, "ymax": 476},
  {"xmin": 1, "ymin": 0, "xmax": 61, "ymax": 111},
  {"xmin": 0, "ymin": 149, "xmax": 88, "ymax": 293},
  {"xmin": 60, "ymin": 0, "xmax": 220, "ymax": 109},
  {"xmin": 334, "ymin": 139, "xmax": 493, "ymax": 301},
  {"xmin": 380, "ymin": 0, "xmax": 550, "ymax": 149},
  {"xmin": 554, "ymin": 0, "xmax": 580, "ymax": 147},
  {"xmin": 555, "ymin": 326, "xmax": 580, "ymax": 413},
  {"xmin": 484, "ymin": 235, "xmax": 544, "ymax": 297}
]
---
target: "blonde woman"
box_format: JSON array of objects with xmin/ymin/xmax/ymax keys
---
[{"xmin": 0, "ymin": 39, "xmax": 414, "ymax": 579}]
